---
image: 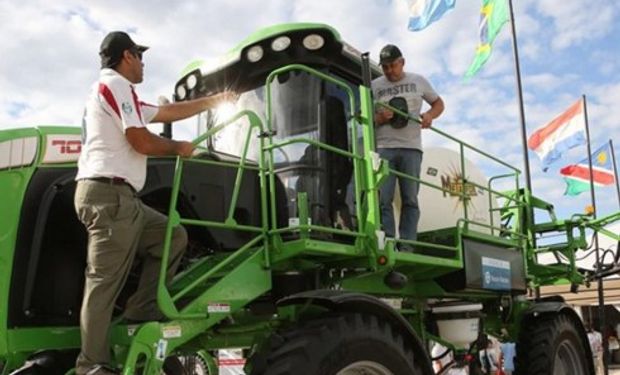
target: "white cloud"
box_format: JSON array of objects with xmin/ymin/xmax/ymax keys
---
[
  {"xmin": 534, "ymin": 0, "xmax": 619, "ymax": 50},
  {"xmin": 523, "ymin": 73, "xmax": 565, "ymax": 93},
  {"xmin": 585, "ymin": 81, "xmax": 620, "ymax": 147}
]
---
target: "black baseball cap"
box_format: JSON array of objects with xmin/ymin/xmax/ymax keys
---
[
  {"xmin": 379, "ymin": 44, "xmax": 403, "ymax": 65},
  {"xmin": 99, "ymin": 31, "xmax": 149, "ymax": 69}
]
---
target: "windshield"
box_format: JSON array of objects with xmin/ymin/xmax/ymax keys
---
[
  {"xmin": 199, "ymin": 68, "xmax": 359, "ymax": 232},
  {"xmin": 200, "ymin": 70, "xmax": 322, "ymax": 163},
  {"xmin": 198, "ymin": 86, "xmax": 264, "ymax": 161}
]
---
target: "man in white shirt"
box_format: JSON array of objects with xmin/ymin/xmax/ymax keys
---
[
  {"xmin": 74, "ymin": 31, "xmax": 233, "ymax": 375},
  {"xmin": 479, "ymin": 338, "xmax": 499, "ymax": 374},
  {"xmin": 587, "ymin": 326, "xmax": 604, "ymax": 375}
]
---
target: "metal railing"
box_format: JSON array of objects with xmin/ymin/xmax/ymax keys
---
[
  {"xmin": 264, "ymin": 64, "xmax": 365, "ymax": 240},
  {"xmin": 375, "ymin": 101, "xmax": 528, "ymax": 248},
  {"xmin": 156, "ymin": 63, "xmax": 533, "ymax": 318},
  {"xmin": 157, "ymin": 110, "xmax": 269, "ymax": 319}
]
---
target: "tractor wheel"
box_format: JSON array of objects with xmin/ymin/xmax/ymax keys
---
[
  {"xmin": 247, "ymin": 313, "xmax": 426, "ymax": 375},
  {"xmin": 515, "ymin": 312, "xmax": 593, "ymax": 375}
]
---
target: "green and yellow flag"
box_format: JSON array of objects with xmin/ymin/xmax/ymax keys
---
[{"xmin": 464, "ymin": 0, "xmax": 509, "ymax": 79}]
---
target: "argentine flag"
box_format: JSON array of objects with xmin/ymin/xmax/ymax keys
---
[{"xmin": 407, "ymin": 0, "xmax": 456, "ymax": 31}]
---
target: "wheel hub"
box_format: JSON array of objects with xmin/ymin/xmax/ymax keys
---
[{"xmin": 336, "ymin": 361, "xmax": 394, "ymax": 375}]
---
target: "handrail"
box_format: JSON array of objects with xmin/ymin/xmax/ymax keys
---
[
  {"xmin": 390, "ymin": 170, "xmax": 520, "ymax": 207},
  {"xmin": 181, "ymin": 157, "xmax": 262, "ymax": 172},
  {"xmin": 171, "ymin": 234, "xmax": 265, "ymax": 302},
  {"xmin": 157, "ymin": 110, "xmax": 268, "ymax": 320},
  {"xmin": 265, "ymin": 138, "xmax": 363, "ymax": 161},
  {"xmin": 375, "ymin": 102, "xmax": 521, "ymax": 173},
  {"xmin": 457, "ymin": 218, "xmax": 527, "ymax": 241},
  {"xmin": 192, "ymin": 109, "xmax": 268, "ymax": 228},
  {"xmin": 160, "ymin": 62, "xmax": 532, "ymax": 306},
  {"xmin": 376, "ymin": 100, "xmax": 526, "ymax": 240},
  {"xmin": 387, "ymin": 238, "xmax": 458, "ymax": 252},
  {"xmin": 192, "ymin": 109, "xmax": 265, "ymax": 145},
  {"xmin": 269, "ymin": 224, "xmax": 366, "ymax": 238},
  {"xmin": 265, "ymin": 64, "xmax": 363, "ymax": 236},
  {"xmin": 262, "ymin": 64, "xmax": 527, "ymax": 247},
  {"xmin": 488, "ymin": 173, "xmax": 521, "ymax": 235}
]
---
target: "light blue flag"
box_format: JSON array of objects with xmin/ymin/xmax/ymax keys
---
[{"xmin": 407, "ymin": 0, "xmax": 456, "ymax": 31}]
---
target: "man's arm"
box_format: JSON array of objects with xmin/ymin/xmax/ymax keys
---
[
  {"xmin": 125, "ymin": 127, "xmax": 194, "ymax": 157},
  {"xmin": 151, "ymin": 91, "xmax": 236, "ymax": 124},
  {"xmin": 420, "ymin": 96, "xmax": 444, "ymax": 129}
]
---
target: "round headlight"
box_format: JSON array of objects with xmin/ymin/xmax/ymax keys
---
[
  {"xmin": 303, "ymin": 34, "xmax": 325, "ymax": 50},
  {"xmin": 246, "ymin": 45, "xmax": 264, "ymax": 63},
  {"xmin": 176, "ymin": 85, "xmax": 186, "ymax": 100},
  {"xmin": 271, "ymin": 36, "xmax": 291, "ymax": 52},
  {"xmin": 186, "ymin": 74, "xmax": 197, "ymax": 90}
]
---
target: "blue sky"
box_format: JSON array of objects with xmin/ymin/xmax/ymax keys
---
[{"xmin": 0, "ymin": 0, "xmax": 618, "ymax": 228}]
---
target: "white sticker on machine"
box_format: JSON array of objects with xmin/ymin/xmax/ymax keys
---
[
  {"xmin": 208, "ymin": 303, "xmax": 231, "ymax": 313},
  {"xmin": 162, "ymin": 325, "xmax": 182, "ymax": 338},
  {"xmin": 156, "ymin": 339, "xmax": 168, "ymax": 360},
  {"xmin": 218, "ymin": 349, "xmax": 246, "ymax": 375}
]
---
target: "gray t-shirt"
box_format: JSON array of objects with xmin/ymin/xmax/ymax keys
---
[{"xmin": 372, "ymin": 72, "xmax": 439, "ymax": 150}]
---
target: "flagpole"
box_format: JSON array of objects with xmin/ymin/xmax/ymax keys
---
[
  {"xmin": 583, "ymin": 94, "xmax": 608, "ymax": 375},
  {"xmin": 609, "ymin": 139, "xmax": 620, "ymax": 209},
  {"xmin": 507, "ymin": 0, "xmax": 532, "ymax": 200},
  {"xmin": 507, "ymin": 0, "xmax": 538, "ymax": 299}
]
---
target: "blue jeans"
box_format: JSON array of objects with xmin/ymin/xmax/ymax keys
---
[{"xmin": 378, "ymin": 148, "xmax": 422, "ymax": 241}]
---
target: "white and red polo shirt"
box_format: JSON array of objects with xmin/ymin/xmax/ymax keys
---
[{"xmin": 76, "ymin": 68, "xmax": 159, "ymax": 191}]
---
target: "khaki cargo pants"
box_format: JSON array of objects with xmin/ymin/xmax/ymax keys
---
[{"xmin": 74, "ymin": 179, "xmax": 187, "ymax": 374}]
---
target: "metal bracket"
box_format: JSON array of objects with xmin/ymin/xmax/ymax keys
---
[{"xmin": 257, "ymin": 130, "xmax": 277, "ymax": 138}]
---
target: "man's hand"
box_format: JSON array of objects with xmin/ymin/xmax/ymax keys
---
[
  {"xmin": 175, "ymin": 141, "xmax": 195, "ymax": 158},
  {"xmin": 420, "ymin": 112, "xmax": 434, "ymax": 128},
  {"xmin": 421, "ymin": 97, "xmax": 445, "ymax": 129},
  {"xmin": 375, "ymin": 109, "xmax": 394, "ymax": 126}
]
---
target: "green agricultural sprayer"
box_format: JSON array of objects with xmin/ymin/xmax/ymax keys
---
[{"xmin": 1, "ymin": 23, "xmax": 618, "ymax": 375}]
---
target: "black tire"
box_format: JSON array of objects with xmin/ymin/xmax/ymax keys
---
[
  {"xmin": 162, "ymin": 355, "xmax": 210, "ymax": 375},
  {"xmin": 515, "ymin": 312, "xmax": 594, "ymax": 375},
  {"xmin": 162, "ymin": 357, "xmax": 188, "ymax": 375},
  {"xmin": 247, "ymin": 313, "xmax": 427, "ymax": 375}
]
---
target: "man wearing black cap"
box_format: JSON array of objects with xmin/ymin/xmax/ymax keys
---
[
  {"xmin": 74, "ymin": 31, "xmax": 234, "ymax": 375},
  {"xmin": 372, "ymin": 44, "xmax": 444, "ymax": 252}
]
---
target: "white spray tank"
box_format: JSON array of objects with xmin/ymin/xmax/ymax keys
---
[{"xmin": 392, "ymin": 147, "xmax": 501, "ymax": 236}]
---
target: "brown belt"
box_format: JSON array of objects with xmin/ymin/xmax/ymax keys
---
[{"xmin": 84, "ymin": 177, "xmax": 135, "ymax": 193}]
